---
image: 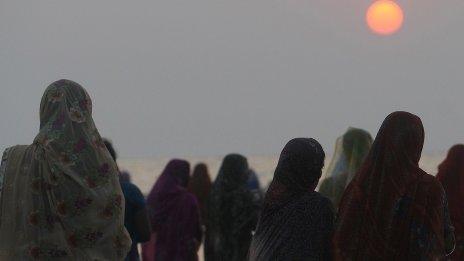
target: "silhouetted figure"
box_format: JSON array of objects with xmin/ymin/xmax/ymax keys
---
[
  {"xmin": 333, "ymin": 111, "xmax": 455, "ymax": 260},
  {"xmin": 0, "ymin": 80, "xmax": 131, "ymax": 259},
  {"xmin": 437, "ymin": 144, "xmax": 464, "ymax": 260},
  {"xmin": 142, "ymin": 159, "xmax": 202, "ymax": 261},
  {"xmin": 319, "ymin": 128, "xmax": 373, "ymax": 209},
  {"xmin": 104, "ymin": 139, "xmax": 151, "ymax": 261},
  {"xmin": 248, "ymin": 138, "xmax": 334, "ymax": 260},
  {"xmin": 120, "ymin": 171, "xmax": 132, "ymax": 183},
  {"xmin": 188, "ymin": 163, "xmax": 212, "ymax": 226},
  {"xmin": 205, "ymin": 154, "xmax": 259, "ymax": 261}
]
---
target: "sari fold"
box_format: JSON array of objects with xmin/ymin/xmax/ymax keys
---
[
  {"xmin": 142, "ymin": 159, "xmax": 202, "ymax": 261},
  {"xmin": 249, "ymin": 138, "xmax": 334, "ymax": 261},
  {"xmin": 437, "ymin": 144, "xmax": 464, "ymax": 260},
  {"xmin": 0, "ymin": 80, "xmax": 131, "ymax": 260},
  {"xmin": 333, "ymin": 111, "xmax": 455, "ymax": 260}
]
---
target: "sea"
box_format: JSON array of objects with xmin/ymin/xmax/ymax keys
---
[{"xmin": 119, "ymin": 153, "xmax": 446, "ymax": 195}]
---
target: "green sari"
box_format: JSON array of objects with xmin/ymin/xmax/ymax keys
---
[{"xmin": 318, "ymin": 128, "xmax": 373, "ymax": 209}]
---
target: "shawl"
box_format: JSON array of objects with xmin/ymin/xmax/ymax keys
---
[
  {"xmin": 0, "ymin": 79, "xmax": 131, "ymax": 260},
  {"xmin": 437, "ymin": 144, "xmax": 464, "ymax": 260},
  {"xmin": 333, "ymin": 111, "xmax": 454, "ymax": 260},
  {"xmin": 142, "ymin": 159, "xmax": 202, "ymax": 261},
  {"xmin": 319, "ymin": 128, "xmax": 373, "ymax": 209},
  {"xmin": 249, "ymin": 138, "xmax": 334, "ymax": 260},
  {"xmin": 204, "ymin": 154, "xmax": 259, "ymax": 261}
]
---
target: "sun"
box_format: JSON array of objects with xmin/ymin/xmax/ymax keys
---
[{"xmin": 366, "ymin": 0, "xmax": 404, "ymax": 35}]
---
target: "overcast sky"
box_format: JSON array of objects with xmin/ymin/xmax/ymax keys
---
[{"xmin": 1, "ymin": 0, "xmax": 463, "ymax": 158}]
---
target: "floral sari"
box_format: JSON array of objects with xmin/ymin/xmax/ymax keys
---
[{"xmin": 0, "ymin": 80, "xmax": 131, "ymax": 260}]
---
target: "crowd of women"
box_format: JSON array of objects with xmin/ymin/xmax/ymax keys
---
[{"xmin": 0, "ymin": 79, "xmax": 462, "ymax": 261}]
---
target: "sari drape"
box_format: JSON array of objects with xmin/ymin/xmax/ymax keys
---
[
  {"xmin": 333, "ymin": 111, "xmax": 455, "ymax": 260},
  {"xmin": 0, "ymin": 79, "xmax": 131, "ymax": 260},
  {"xmin": 249, "ymin": 138, "xmax": 334, "ymax": 260},
  {"xmin": 319, "ymin": 128, "xmax": 373, "ymax": 209},
  {"xmin": 142, "ymin": 159, "xmax": 202, "ymax": 261},
  {"xmin": 205, "ymin": 154, "xmax": 259, "ymax": 261},
  {"xmin": 188, "ymin": 163, "xmax": 212, "ymax": 225},
  {"xmin": 437, "ymin": 144, "xmax": 464, "ymax": 260}
]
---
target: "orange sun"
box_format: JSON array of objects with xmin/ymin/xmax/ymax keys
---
[{"xmin": 366, "ymin": 0, "xmax": 404, "ymax": 35}]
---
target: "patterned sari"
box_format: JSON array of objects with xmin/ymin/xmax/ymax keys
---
[
  {"xmin": 333, "ymin": 111, "xmax": 455, "ymax": 260},
  {"xmin": 249, "ymin": 138, "xmax": 334, "ymax": 260},
  {"xmin": 437, "ymin": 145, "xmax": 464, "ymax": 260},
  {"xmin": 205, "ymin": 154, "xmax": 259, "ymax": 261},
  {"xmin": 0, "ymin": 80, "xmax": 131, "ymax": 260}
]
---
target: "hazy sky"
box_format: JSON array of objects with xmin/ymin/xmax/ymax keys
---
[{"xmin": 1, "ymin": 0, "xmax": 463, "ymax": 158}]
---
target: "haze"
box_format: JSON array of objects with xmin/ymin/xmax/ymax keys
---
[{"xmin": 1, "ymin": 0, "xmax": 463, "ymax": 158}]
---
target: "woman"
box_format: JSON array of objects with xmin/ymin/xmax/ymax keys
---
[
  {"xmin": 0, "ymin": 80, "xmax": 131, "ymax": 260},
  {"xmin": 333, "ymin": 111, "xmax": 455, "ymax": 260},
  {"xmin": 142, "ymin": 159, "xmax": 202, "ymax": 261},
  {"xmin": 188, "ymin": 163, "xmax": 212, "ymax": 225},
  {"xmin": 249, "ymin": 138, "xmax": 335, "ymax": 260},
  {"xmin": 104, "ymin": 139, "xmax": 151, "ymax": 261},
  {"xmin": 437, "ymin": 144, "xmax": 464, "ymax": 260},
  {"xmin": 319, "ymin": 128, "xmax": 373, "ymax": 209},
  {"xmin": 205, "ymin": 154, "xmax": 259, "ymax": 261}
]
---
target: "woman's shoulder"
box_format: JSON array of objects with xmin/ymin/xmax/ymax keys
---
[
  {"xmin": 2, "ymin": 145, "xmax": 28, "ymax": 161},
  {"xmin": 298, "ymin": 192, "xmax": 335, "ymax": 212},
  {"xmin": 419, "ymin": 171, "xmax": 444, "ymax": 194}
]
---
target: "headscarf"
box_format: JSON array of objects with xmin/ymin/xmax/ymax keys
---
[
  {"xmin": 0, "ymin": 79, "xmax": 131, "ymax": 260},
  {"xmin": 319, "ymin": 128, "xmax": 373, "ymax": 208},
  {"xmin": 205, "ymin": 154, "xmax": 259, "ymax": 261},
  {"xmin": 333, "ymin": 111, "xmax": 453, "ymax": 260},
  {"xmin": 437, "ymin": 144, "xmax": 464, "ymax": 260},
  {"xmin": 188, "ymin": 163, "xmax": 212, "ymax": 224},
  {"xmin": 249, "ymin": 138, "xmax": 334, "ymax": 260},
  {"xmin": 119, "ymin": 171, "xmax": 132, "ymax": 183},
  {"xmin": 142, "ymin": 159, "xmax": 202, "ymax": 261}
]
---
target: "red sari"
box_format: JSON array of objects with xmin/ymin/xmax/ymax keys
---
[
  {"xmin": 333, "ymin": 111, "xmax": 454, "ymax": 260},
  {"xmin": 437, "ymin": 145, "xmax": 464, "ymax": 260}
]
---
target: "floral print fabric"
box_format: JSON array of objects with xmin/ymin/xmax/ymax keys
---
[{"xmin": 0, "ymin": 80, "xmax": 131, "ymax": 260}]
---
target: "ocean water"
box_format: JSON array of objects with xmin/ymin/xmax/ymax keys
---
[{"xmin": 118, "ymin": 153, "xmax": 446, "ymax": 195}]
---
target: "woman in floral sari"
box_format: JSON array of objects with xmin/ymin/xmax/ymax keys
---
[
  {"xmin": 333, "ymin": 111, "xmax": 455, "ymax": 260},
  {"xmin": 437, "ymin": 144, "xmax": 464, "ymax": 260},
  {"xmin": 0, "ymin": 79, "xmax": 131, "ymax": 260}
]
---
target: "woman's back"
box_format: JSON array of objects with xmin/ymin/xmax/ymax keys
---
[
  {"xmin": 0, "ymin": 80, "xmax": 131, "ymax": 260},
  {"xmin": 249, "ymin": 138, "xmax": 334, "ymax": 261},
  {"xmin": 333, "ymin": 112, "xmax": 455, "ymax": 260},
  {"xmin": 205, "ymin": 154, "xmax": 259, "ymax": 261},
  {"xmin": 143, "ymin": 159, "xmax": 202, "ymax": 261}
]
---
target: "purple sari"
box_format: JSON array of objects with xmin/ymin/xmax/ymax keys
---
[{"xmin": 142, "ymin": 160, "xmax": 202, "ymax": 261}]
